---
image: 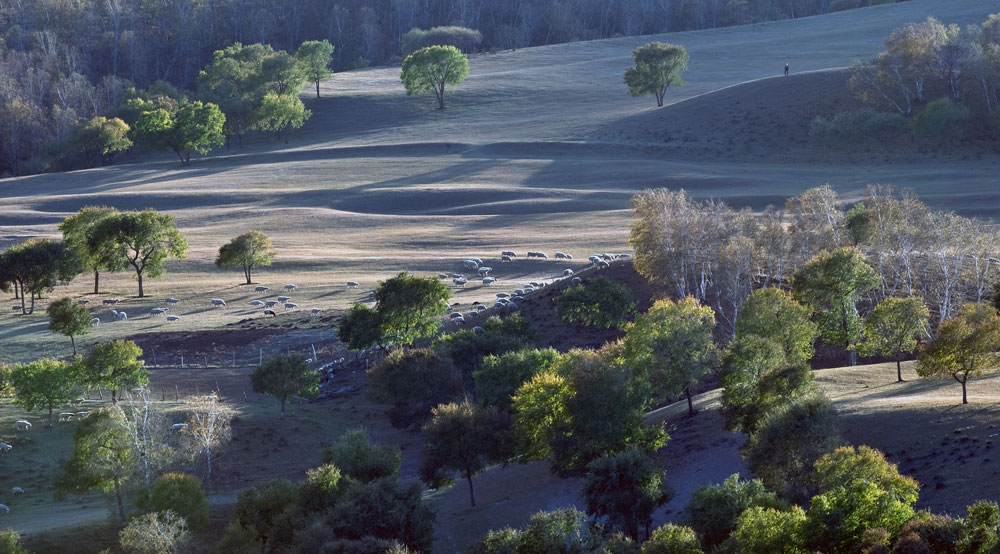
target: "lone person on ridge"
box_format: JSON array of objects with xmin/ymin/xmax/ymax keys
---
[{"xmin": 784, "ymin": 63, "xmax": 790, "ymax": 76}]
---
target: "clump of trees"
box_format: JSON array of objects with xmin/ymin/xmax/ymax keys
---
[
  {"xmin": 402, "ymin": 26, "xmax": 483, "ymax": 55},
  {"xmin": 0, "ymin": 238, "xmax": 81, "ymax": 314}
]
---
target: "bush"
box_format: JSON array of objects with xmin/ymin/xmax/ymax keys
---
[
  {"xmin": 683, "ymin": 474, "xmax": 785, "ymax": 549},
  {"xmin": 809, "ymin": 108, "xmax": 907, "ymax": 150},
  {"xmin": 0, "ymin": 530, "xmax": 30, "ymax": 554},
  {"xmin": 402, "ymin": 26, "xmax": 483, "ymax": 54},
  {"xmin": 473, "ymin": 347, "xmax": 559, "ymax": 411},
  {"xmin": 119, "ymin": 510, "xmax": 190, "ymax": 554},
  {"xmin": 433, "ymin": 314, "xmax": 540, "ymax": 380},
  {"xmin": 721, "ymin": 361, "xmax": 816, "ymax": 435},
  {"xmin": 367, "ymin": 348, "xmax": 464, "ymax": 428},
  {"xmin": 642, "ymin": 524, "xmax": 704, "ymax": 554},
  {"xmin": 134, "ymin": 473, "xmax": 210, "ymax": 531},
  {"xmin": 555, "ymin": 276, "xmax": 637, "ymax": 329},
  {"xmin": 891, "ymin": 512, "xmax": 962, "ymax": 553},
  {"xmin": 325, "ymin": 478, "xmax": 436, "ymax": 553},
  {"xmin": 583, "ymin": 449, "xmax": 671, "ymax": 540},
  {"xmin": 730, "ymin": 506, "xmax": 808, "ymax": 554},
  {"xmin": 911, "ymin": 97, "xmax": 969, "ymax": 151},
  {"xmin": 322, "ymin": 428, "xmax": 402, "ymax": 482}
]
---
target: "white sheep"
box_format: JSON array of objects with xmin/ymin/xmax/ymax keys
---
[
  {"xmin": 598, "ymin": 260, "xmax": 610, "ymax": 269},
  {"xmin": 0, "ymin": 504, "xmax": 9, "ymax": 514},
  {"xmin": 249, "ymin": 300, "xmax": 265, "ymax": 307},
  {"xmin": 507, "ymin": 301, "xmax": 519, "ymax": 310},
  {"xmin": 117, "ymin": 311, "xmax": 128, "ymax": 321},
  {"xmin": 76, "ymin": 411, "xmax": 89, "ymax": 418},
  {"xmin": 165, "ymin": 297, "xmax": 181, "ymax": 304},
  {"xmin": 589, "ymin": 255, "xmax": 602, "ymax": 264},
  {"xmin": 90, "ymin": 317, "xmax": 100, "ymax": 327},
  {"xmin": 482, "ymin": 277, "xmax": 496, "ymax": 285},
  {"xmin": 284, "ymin": 284, "xmax": 298, "ymax": 291},
  {"xmin": 524, "ymin": 286, "xmax": 535, "ymax": 293},
  {"xmin": 14, "ymin": 420, "xmax": 31, "ymax": 431},
  {"xmin": 59, "ymin": 412, "xmax": 75, "ymax": 421},
  {"xmin": 563, "ymin": 269, "xmax": 574, "ymax": 276},
  {"xmin": 77, "ymin": 299, "xmax": 90, "ymax": 305},
  {"xmin": 172, "ymin": 423, "xmax": 188, "ymax": 432},
  {"xmin": 265, "ymin": 300, "xmax": 279, "ymax": 308},
  {"xmin": 102, "ymin": 298, "xmax": 120, "ymax": 305},
  {"xmin": 437, "ymin": 273, "xmax": 449, "ymax": 279},
  {"xmin": 477, "ymin": 267, "xmax": 492, "ymax": 276},
  {"xmin": 255, "ymin": 286, "xmax": 269, "ymax": 293},
  {"xmin": 284, "ymin": 302, "xmax": 298, "ymax": 309},
  {"xmin": 211, "ymin": 298, "xmax": 227, "ymax": 307},
  {"xmin": 536, "ymin": 252, "xmax": 548, "ymax": 259},
  {"xmin": 463, "ymin": 260, "xmax": 479, "ymax": 270},
  {"xmin": 452, "ymin": 278, "xmax": 467, "ymax": 287},
  {"xmin": 496, "ymin": 292, "xmax": 509, "ymax": 298},
  {"xmin": 451, "ymin": 273, "xmax": 463, "ymax": 279},
  {"xmin": 501, "ymin": 251, "xmax": 516, "ymax": 257},
  {"xmin": 512, "ymin": 295, "xmax": 524, "ymax": 302},
  {"xmin": 151, "ymin": 307, "xmax": 168, "ymax": 316},
  {"xmin": 476, "ymin": 305, "xmax": 488, "ymax": 312},
  {"xmin": 449, "ymin": 312, "xmax": 463, "ymax": 318},
  {"xmin": 264, "ymin": 309, "xmax": 276, "ymax": 317},
  {"xmin": 11, "ymin": 487, "xmax": 23, "ymax": 495},
  {"xmin": 501, "ymin": 255, "xmax": 513, "ymax": 263},
  {"xmin": 346, "ymin": 281, "xmax": 359, "ymax": 288},
  {"xmin": 466, "ymin": 312, "xmax": 478, "ymax": 318},
  {"xmin": 571, "ymin": 277, "xmax": 582, "ymax": 286},
  {"xmin": 0, "ymin": 442, "xmax": 11, "ymax": 453},
  {"xmin": 311, "ymin": 308, "xmax": 323, "ymax": 315},
  {"xmin": 110, "ymin": 309, "xmax": 119, "ymax": 318},
  {"xmin": 277, "ymin": 295, "xmax": 292, "ymax": 302},
  {"xmin": 166, "ymin": 315, "xmax": 180, "ymax": 322},
  {"xmin": 513, "ymin": 289, "xmax": 525, "ymax": 295},
  {"xmin": 555, "ymin": 252, "xmax": 569, "ymax": 259},
  {"xmin": 453, "ymin": 316, "xmax": 465, "ymax": 324}
]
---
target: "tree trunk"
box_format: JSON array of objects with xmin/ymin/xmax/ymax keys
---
[
  {"xmin": 896, "ymin": 357, "xmax": 903, "ymax": 382},
  {"xmin": 112, "ymin": 388, "xmax": 118, "ymax": 403},
  {"xmin": 466, "ymin": 471, "xmax": 476, "ymax": 507},
  {"xmin": 18, "ymin": 284, "xmax": 26, "ymax": 314},
  {"xmin": 70, "ymin": 334, "xmax": 77, "ymax": 356},
  {"xmin": 685, "ymin": 387, "xmax": 695, "ymax": 417},
  {"xmin": 316, "ymin": 80, "xmax": 320, "ymax": 98},
  {"xmin": 113, "ymin": 476, "xmax": 125, "ymax": 521},
  {"xmin": 28, "ymin": 292, "xmax": 35, "ymax": 314},
  {"xmin": 280, "ymin": 398, "xmax": 286, "ymax": 419},
  {"xmin": 962, "ymin": 375, "xmax": 968, "ymax": 404},
  {"xmin": 137, "ymin": 272, "xmax": 144, "ymax": 298},
  {"xmin": 437, "ymin": 82, "xmax": 445, "ymax": 109},
  {"xmin": 93, "ymin": 269, "xmax": 100, "ymax": 294},
  {"xmin": 244, "ymin": 265, "xmax": 252, "ymax": 285},
  {"xmin": 48, "ymin": 405, "xmax": 53, "ymax": 427}
]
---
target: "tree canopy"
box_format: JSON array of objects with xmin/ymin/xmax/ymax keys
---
[
  {"xmin": 131, "ymin": 100, "xmax": 225, "ymax": 165},
  {"xmin": 0, "ymin": 239, "xmax": 81, "ymax": 314},
  {"xmin": 215, "ymin": 231, "xmax": 276, "ymax": 284},
  {"xmin": 296, "ymin": 40, "xmax": 335, "ymax": 98},
  {"xmin": 555, "ymin": 276, "xmax": 637, "ymax": 329},
  {"xmin": 400, "ymin": 45, "xmax": 470, "ymax": 109},
  {"xmin": 917, "ymin": 302, "xmax": 1000, "ymax": 404},
  {"xmin": 11, "ymin": 358, "xmax": 78, "ymax": 427},
  {"xmin": 80, "ymin": 340, "xmax": 148, "ymax": 403},
  {"xmin": 735, "ymin": 288, "xmax": 818, "ymax": 364},
  {"xmin": 373, "ymin": 271, "xmax": 451, "ymax": 346},
  {"xmin": 72, "ymin": 116, "xmax": 132, "ymax": 167},
  {"xmin": 59, "ymin": 206, "xmax": 125, "ymax": 294},
  {"xmin": 583, "ymin": 449, "xmax": 671, "ymax": 541},
  {"xmin": 47, "ymin": 296, "xmax": 93, "ymax": 355},
  {"xmin": 624, "ymin": 42, "xmax": 688, "ymax": 107},
  {"xmin": 89, "ymin": 209, "xmax": 188, "ymax": 297},
  {"xmin": 251, "ymin": 353, "xmax": 320, "ymax": 418},
  {"xmin": 856, "ymin": 296, "xmax": 930, "ymax": 382}
]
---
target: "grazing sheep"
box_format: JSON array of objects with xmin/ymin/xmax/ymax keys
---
[
  {"xmin": 473, "ymin": 326, "xmax": 485, "ymax": 333},
  {"xmin": 618, "ymin": 253, "xmax": 631, "ymax": 259},
  {"xmin": 172, "ymin": 423, "xmax": 188, "ymax": 432},
  {"xmin": 501, "ymin": 255, "xmax": 513, "ymax": 263},
  {"xmin": 449, "ymin": 312, "xmax": 463, "ymax": 318},
  {"xmin": 496, "ymin": 292, "xmax": 509, "ymax": 298},
  {"xmin": 601, "ymin": 253, "xmax": 614, "ymax": 261},
  {"xmin": 110, "ymin": 309, "xmax": 119, "ymax": 318},
  {"xmin": 77, "ymin": 299, "xmax": 90, "ymax": 305},
  {"xmin": 166, "ymin": 315, "xmax": 180, "ymax": 322},
  {"xmin": 264, "ymin": 309, "xmax": 276, "ymax": 317},
  {"xmin": 90, "ymin": 317, "xmax": 100, "ymax": 327},
  {"xmin": 284, "ymin": 302, "xmax": 298, "ymax": 309},
  {"xmin": 76, "ymin": 411, "xmax": 89, "ymax": 418},
  {"xmin": 255, "ymin": 286, "xmax": 269, "ymax": 293},
  {"xmin": 565, "ymin": 254, "xmax": 574, "ymax": 259},
  {"xmin": 463, "ymin": 260, "xmax": 479, "ymax": 270},
  {"xmin": 277, "ymin": 295, "xmax": 292, "ymax": 302},
  {"xmin": 150, "ymin": 307, "xmax": 167, "ymax": 316},
  {"xmin": 501, "ymin": 251, "xmax": 516, "ymax": 257},
  {"xmin": 482, "ymin": 277, "xmax": 496, "ymax": 285},
  {"xmin": 451, "ymin": 274, "xmax": 464, "ymax": 279},
  {"xmin": 563, "ymin": 269, "xmax": 574, "ymax": 276},
  {"xmin": 589, "ymin": 255, "xmax": 602, "ymax": 264},
  {"xmin": 507, "ymin": 301, "xmax": 519, "ymax": 310},
  {"xmin": 512, "ymin": 295, "xmax": 524, "ymax": 302},
  {"xmin": 165, "ymin": 297, "xmax": 181, "ymax": 304},
  {"xmin": 265, "ymin": 300, "xmax": 279, "ymax": 308},
  {"xmin": 59, "ymin": 412, "xmax": 75, "ymax": 421},
  {"xmin": 466, "ymin": 312, "xmax": 478, "ymax": 318},
  {"xmin": 598, "ymin": 261, "xmax": 610, "ymax": 269},
  {"xmin": 452, "ymin": 278, "xmax": 467, "ymax": 287},
  {"xmin": 476, "ymin": 305, "xmax": 488, "ymax": 312},
  {"xmin": 0, "ymin": 442, "xmax": 11, "ymax": 453},
  {"xmin": 453, "ymin": 316, "xmax": 465, "ymax": 324},
  {"xmin": 513, "ymin": 289, "xmax": 525, "ymax": 295},
  {"xmin": 346, "ymin": 281, "xmax": 359, "ymax": 288},
  {"xmin": 11, "ymin": 487, "xmax": 23, "ymax": 495},
  {"xmin": 571, "ymin": 277, "xmax": 582, "ymax": 286},
  {"xmin": 536, "ymin": 252, "xmax": 548, "ymax": 259},
  {"xmin": 102, "ymin": 298, "xmax": 120, "ymax": 305},
  {"xmin": 477, "ymin": 267, "xmax": 493, "ymax": 276},
  {"xmin": 437, "ymin": 273, "xmax": 449, "ymax": 279},
  {"xmin": 524, "ymin": 286, "xmax": 535, "ymax": 293},
  {"xmin": 555, "ymin": 252, "xmax": 569, "ymax": 259},
  {"xmin": 117, "ymin": 311, "xmax": 128, "ymax": 321},
  {"xmin": 284, "ymin": 284, "xmax": 298, "ymax": 291},
  {"xmin": 494, "ymin": 301, "xmax": 506, "ymax": 308},
  {"xmin": 211, "ymin": 298, "xmax": 226, "ymax": 307},
  {"xmin": 14, "ymin": 420, "xmax": 31, "ymax": 431},
  {"xmin": 250, "ymin": 300, "xmax": 265, "ymax": 307},
  {"xmin": 0, "ymin": 504, "xmax": 9, "ymax": 514},
  {"xmin": 311, "ymin": 308, "xmax": 323, "ymax": 315}
]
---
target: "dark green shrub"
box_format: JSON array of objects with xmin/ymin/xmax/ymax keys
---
[{"xmin": 555, "ymin": 276, "xmax": 637, "ymax": 329}]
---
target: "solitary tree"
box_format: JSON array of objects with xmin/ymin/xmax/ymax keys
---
[
  {"xmin": 251, "ymin": 354, "xmax": 320, "ymax": 418},
  {"xmin": 374, "ymin": 272, "xmax": 451, "ymax": 346},
  {"xmin": 57, "ymin": 408, "xmax": 138, "ymax": 521},
  {"xmin": 583, "ymin": 449, "xmax": 671, "ymax": 541},
  {"xmin": 89, "ymin": 209, "xmax": 188, "ymax": 298},
  {"xmin": 792, "ymin": 247, "xmax": 879, "ymax": 365},
  {"xmin": 171, "ymin": 101, "xmax": 226, "ymax": 165},
  {"xmin": 135, "ymin": 473, "xmax": 210, "ymax": 531},
  {"xmin": 59, "ymin": 206, "xmax": 124, "ymax": 294},
  {"xmin": 215, "ymin": 231, "xmax": 276, "ymax": 284},
  {"xmin": 0, "ymin": 239, "xmax": 82, "ymax": 314},
  {"xmin": 296, "ymin": 40, "xmax": 335, "ymax": 98},
  {"xmin": 72, "ymin": 116, "xmax": 132, "ymax": 167},
  {"xmin": 400, "ymin": 45, "xmax": 470, "ymax": 109},
  {"xmin": 624, "ymin": 42, "xmax": 689, "ymax": 107},
  {"xmin": 917, "ymin": 302, "xmax": 1000, "ymax": 404},
  {"xmin": 181, "ymin": 393, "xmax": 234, "ymax": 481},
  {"xmin": 555, "ymin": 276, "xmax": 637, "ymax": 329},
  {"xmin": 118, "ymin": 510, "xmax": 190, "ymax": 554},
  {"xmin": 81, "ymin": 340, "xmax": 148, "ymax": 402},
  {"xmin": 47, "ymin": 297, "xmax": 92, "ymax": 355},
  {"xmin": 11, "ymin": 358, "xmax": 77, "ymax": 427},
  {"xmin": 420, "ymin": 400, "xmax": 511, "ymax": 507},
  {"xmin": 623, "ymin": 297, "xmax": 717, "ymax": 416},
  {"xmin": 322, "ymin": 428, "xmax": 402, "ymax": 482},
  {"xmin": 856, "ymin": 297, "xmax": 930, "ymax": 382}
]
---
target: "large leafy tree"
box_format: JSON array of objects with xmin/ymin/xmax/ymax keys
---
[
  {"xmin": 171, "ymin": 101, "xmax": 225, "ymax": 165},
  {"xmin": 555, "ymin": 276, "xmax": 637, "ymax": 329},
  {"xmin": 721, "ymin": 361, "xmax": 816, "ymax": 435},
  {"xmin": 856, "ymin": 297, "xmax": 930, "ymax": 382},
  {"xmin": 197, "ymin": 43, "xmax": 273, "ymax": 146},
  {"xmin": 474, "ymin": 347, "xmax": 560, "ymax": 412},
  {"xmin": 336, "ymin": 303, "xmax": 383, "ymax": 352},
  {"xmin": 400, "ymin": 45, "xmax": 470, "ymax": 109},
  {"xmin": 135, "ymin": 473, "xmax": 210, "ymax": 531},
  {"xmin": 367, "ymin": 348, "xmax": 464, "ymax": 428},
  {"xmin": 215, "ymin": 231, "xmax": 276, "ymax": 284},
  {"xmin": 624, "ymin": 42, "xmax": 688, "ymax": 107},
  {"xmin": 374, "ymin": 271, "xmax": 451, "ymax": 346},
  {"xmin": 11, "ymin": 358, "xmax": 78, "ymax": 427},
  {"xmin": 917, "ymin": 302, "xmax": 1000, "ymax": 405},
  {"xmin": 792, "ymin": 247, "xmax": 879, "ymax": 365},
  {"xmin": 735, "ymin": 288, "xmax": 818, "ymax": 364},
  {"xmin": 322, "ymin": 428, "xmax": 402, "ymax": 482},
  {"xmin": 251, "ymin": 354, "xmax": 320, "ymax": 419},
  {"xmin": 683, "ymin": 474, "xmax": 785, "ymax": 550},
  {"xmin": 81, "ymin": 340, "xmax": 148, "ymax": 403},
  {"xmin": 419, "ymin": 400, "xmax": 511, "ymax": 507},
  {"xmin": 47, "ymin": 296, "xmax": 93, "ymax": 355},
  {"xmin": 57, "ymin": 408, "xmax": 139, "ymax": 521},
  {"xmin": 0, "ymin": 239, "xmax": 82, "ymax": 314},
  {"xmin": 89, "ymin": 209, "xmax": 188, "ymax": 298},
  {"xmin": 72, "ymin": 116, "xmax": 132, "ymax": 167},
  {"xmin": 253, "ymin": 92, "xmax": 310, "ymax": 143},
  {"xmin": 623, "ymin": 297, "xmax": 717, "ymax": 416},
  {"xmin": 59, "ymin": 206, "xmax": 125, "ymax": 294},
  {"xmin": 296, "ymin": 40, "xmax": 335, "ymax": 98},
  {"xmin": 583, "ymin": 449, "xmax": 671, "ymax": 541}
]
